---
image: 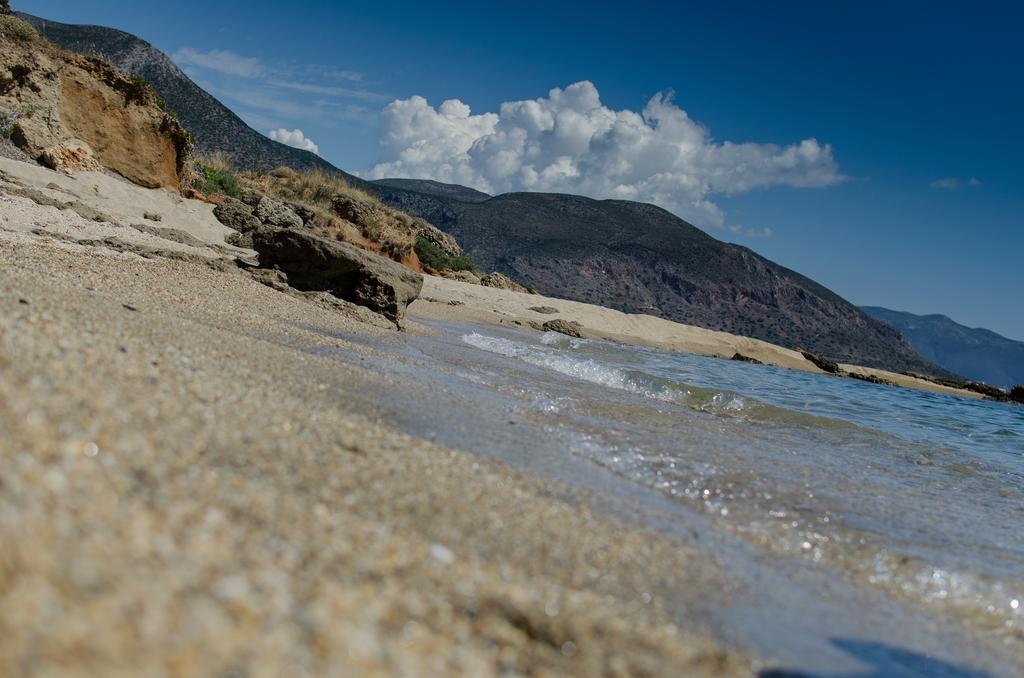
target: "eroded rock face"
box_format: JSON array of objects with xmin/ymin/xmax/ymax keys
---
[
  {"xmin": 250, "ymin": 227, "xmax": 423, "ymax": 324},
  {"xmin": 0, "ymin": 27, "xmax": 189, "ymax": 188}
]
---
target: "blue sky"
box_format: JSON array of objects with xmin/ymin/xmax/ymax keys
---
[{"xmin": 19, "ymin": 0, "xmax": 1024, "ymax": 340}]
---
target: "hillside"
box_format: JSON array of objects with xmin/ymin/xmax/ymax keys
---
[
  {"xmin": 373, "ymin": 184, "xmax": 942, "ymax": 374},
  {"xmin": 16, "ymin": 12, "xmax": 944, "ymax": 375},
  {"xmin": 17, "ymin": 12, "xmax": 362, "ymax": 178},
  {"xmin": 862, "ymin": 307, "xmax": 1024, "ymax": 388}
]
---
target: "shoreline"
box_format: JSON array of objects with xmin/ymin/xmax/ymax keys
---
[{"xmin": 410, "ymin": 274, "xmax": 989, "ymax": 401}]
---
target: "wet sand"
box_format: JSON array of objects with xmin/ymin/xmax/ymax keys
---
[{"xmin": 0, "ymin": 238, "xmax": 750, "ymax": 676}]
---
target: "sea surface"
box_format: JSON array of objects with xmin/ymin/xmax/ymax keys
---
[{"xmin": 301, "ymin": 318, "xmax": 1024, "ymax": 676}]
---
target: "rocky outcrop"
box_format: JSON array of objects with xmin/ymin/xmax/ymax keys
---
[
  {"xmin": 480, "ymin": 272, "xmax": 530, "ymax": 294},
  {"xmin": 211, "ymin": 189, "xmax": 423, "ymax": 323},
  {"xmin": 542, "ymin": 319, "xmax": 583, "ymax": 338},
  {"xmin": 417, "ymin": 221, "xmax": 463, "ymax": 258},
  {"xmin": 254, "ymin": 195, "xmax": 302, "ymax": 230},
  {"xmin": 1011, "ymin": 386, "xmax": 1024, "ymax": 404},
  {"xmin": 845, "ymin": 371, "xmax": 896, "ymax": 387},
  {"xmin": 1, "ymin": 20, "xmax": 190, "ymax": 188},
  {"xmin": 250, "ymin": 227, "xmax": 423, "ymax": 324},
  {"xmin": 731, "ymin": 353, "xmax": 763, "ymax": 365},
  {"xmin": 800, "ymin": 350, "xmax": 841, "ymax": 375},
  {"xmin": 213, "ymin": 197, "xmax": 260, "ymax": 232}
]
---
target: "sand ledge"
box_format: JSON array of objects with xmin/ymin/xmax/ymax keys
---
[{"xmin": 410, "ymin": 275, "xmax": 985, "ymax": 400}]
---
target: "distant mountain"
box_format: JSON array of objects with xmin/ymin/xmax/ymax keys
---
[
  {"xmin": 862, "ymin": 307, "xmax": 1024, "ymax": 388},
  {"xmin": 17, "ymin": 13, "xmax": 362, "ymax": 178},
  {"xmin": 21, "ymin": 12, "xmax": 945, "ymax": 375},
  {"xmin": 375, "ymin": 184, "xmax": 943, "ymax": 375}
]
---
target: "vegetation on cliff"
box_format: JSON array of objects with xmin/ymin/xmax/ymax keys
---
[{"xmin": 414, "ymin": 236, "xmax": 475, "ymax": 272}]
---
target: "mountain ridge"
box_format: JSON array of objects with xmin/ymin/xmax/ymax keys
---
[
  {"xmin": 16, "ymin": 12, "xmax": 947, "ymax": 376},
  {"xmin": 861, "ymin": 306, "xmax": 1024, "ymax": 388}
]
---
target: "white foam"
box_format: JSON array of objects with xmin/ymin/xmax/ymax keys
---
[{"xmin": 462, "ymin": 332, "xmax": 685, "ymax": 404}]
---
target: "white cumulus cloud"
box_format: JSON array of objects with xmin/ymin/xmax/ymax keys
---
[
  {"xmin": 269, "ymin": 128, "xmax": 320, "ymax": 155},
  {"xmin": 366, "ymin": 81, "xmax": 844, "ymax": 229}
]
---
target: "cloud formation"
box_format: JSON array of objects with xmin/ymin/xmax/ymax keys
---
[
  {"xmin": 930, "ymin": 176, "xmax": 981, "ymax": 190},
  {"xmin": 173, "ymin": 48, "xmax": 264, "ymax": 78},
  {"xmin": 172, "ymin": 47, "xmax": 382, "ymax": 133},
  {"xmin": 269, "ymin": 128, "xmax": 320, "ymax": 155},
  {"xmin": 366, "ymin": 81, "xmax": 843, "ymax": 228}
]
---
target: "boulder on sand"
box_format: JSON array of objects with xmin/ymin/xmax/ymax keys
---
[
  {"xmin": 214, "ymin": 197, "xmax": 261, "ymax": 233},
  {"xmin": 542, "ymin": 319, "xmax": 583, "ymax": 338},
  {"xmin": 480, "ymin": 272, "xmax": 530, "ymax": 294},
  {"xmin": 250, "ymin": 227, "xmax": 423, "ymax": 324}
]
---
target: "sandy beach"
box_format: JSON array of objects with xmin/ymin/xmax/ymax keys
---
[{"xmin": 0, "ymin": 232, "xmax": 751, "ymax": 675}]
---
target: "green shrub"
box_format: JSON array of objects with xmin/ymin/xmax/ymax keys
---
[
  {"xmin": 0, "ymin": 15, "xmax": 38, "ymax": 42},
  {"xmin": 0, "ymin": 107, "xmax": 17, "ymax": 140},
  {"xmin": 201, "ymin": 166, "xmax": 241, "ymax": 198},
  {"xmin": 414, "ymin": 236, "xmax": 474, "ymax": 272}
]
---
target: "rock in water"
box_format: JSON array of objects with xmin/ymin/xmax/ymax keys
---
[
  {"xmin": 542, "ymin": 319, "xmax": 583, "ymax": 338},
  {"xmin": 731, "ymin": 353, "xmax": 763, "ymax": 365},
  {"xmin": 251, "ymin": 227, "xmax": 423, "ymax": 323},
  {"xmin": 1009, "ymin": 385, "xmax": 1023, "ymax": 404}
]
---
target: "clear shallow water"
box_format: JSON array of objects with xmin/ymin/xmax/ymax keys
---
[
  {"xmin": 458, "ymin": 329, "xmax": 1024, "ymax": 639},
  {"xmin": 291, "ymin": 317, "xmax": 1023, "ymax": 673}
]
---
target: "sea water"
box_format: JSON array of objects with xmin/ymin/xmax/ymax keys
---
[
  {"xmin": 298, "ymin": 318, "xmax": 1024, "ymax": 674},
  {"xmin": 457, "ymin": 329, "xmax": 1024, "ymax": 632}
]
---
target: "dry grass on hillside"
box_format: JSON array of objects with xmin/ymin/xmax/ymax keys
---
[
  {"xmin": 242, "ymin": 166, "xmax": 425, "ymax": 262},
  {"xmin": 0, "ymin": 15, "xmax": 39, "ymax": 42}
]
